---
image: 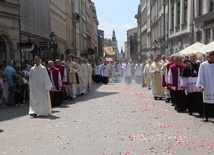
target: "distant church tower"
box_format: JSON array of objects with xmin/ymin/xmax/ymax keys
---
[
  {"xmin": 120, "ymin": 47, "xmax": 123, "ymax": 54},
  {"xmin": 111, "ymin": 30, "xmax": 119, "ymax": 60}
]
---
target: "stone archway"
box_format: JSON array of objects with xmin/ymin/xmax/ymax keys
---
[{"xmin": 0, "ymin": 35, "xmax": 12, "ymax": 63}]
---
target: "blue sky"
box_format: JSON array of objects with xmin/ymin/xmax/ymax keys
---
[{"xmin": 93, "ymin": 0, "xmax": 140, "ymax": 52}]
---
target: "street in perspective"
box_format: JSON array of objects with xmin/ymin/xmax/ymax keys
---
[
  {"xmin": 1, "ymin": 82, "xmax": 214, "ymax": 155},
  {"xmin": 1, "ymin": 0, "xmax": 214, "ymax": 155}
]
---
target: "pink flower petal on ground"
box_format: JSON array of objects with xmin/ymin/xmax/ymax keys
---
[
  {"xmin": 124, "ymin": 151, "xmax": 131, "ymax": 155},
  {"xmin": 129, "ymin": 135, "xmax": 136, "ymax": 141}
]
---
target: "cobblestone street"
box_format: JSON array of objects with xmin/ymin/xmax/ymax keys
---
[{"xmin": 1, "ymin": 82, "xmax": 214, "ymax": 155}]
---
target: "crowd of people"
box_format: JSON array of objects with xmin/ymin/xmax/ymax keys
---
[
  {"xmin": 143, "ymin": 52, "xmax": 214, "ymax": 122},
  {"xmin": 1, "ymin": 51, "xmax": 213, "ymax": 122},
  {"xmin": 0, "ymin": 55, "xmax": 144, "ymax": 118}
]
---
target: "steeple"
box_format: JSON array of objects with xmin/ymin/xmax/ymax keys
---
[
  {"xmin": 121, "ymin": 47, "xmax": 123, "ymax": 54},
  {"xmin": 112, "ymin": 30, "xmax": 117, "ymax": 41}
]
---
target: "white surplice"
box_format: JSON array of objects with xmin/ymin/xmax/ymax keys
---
[
  {"xmin": 29, "ymin": 64, "xmax": 52, "ymax": 116},
  {"xmin": 196, "ymin": 61, "xmax": 214, "ymax": 104},
  {"xmin": 122, "ymin": 63, "xmax": 131, "ymax": 77},
  {"xmin": 114, "ymin": 63, "xmax": 122, "ymax": 75},
  {"xmin": 101, "ymin": 64, "xmax": 110, "ymax": 77},
  {"xmin": 94, "ymin": 65, "xmax": 102, "ymax": 75},
  {"xmin": 134, "ymin": 64, "xmax": 143, "ymax": 76}
]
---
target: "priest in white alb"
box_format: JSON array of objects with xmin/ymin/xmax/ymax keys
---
[
  {"xmin": 196, "ymin": 51, "xmax": 214, "ymax": 122},
  {"xmin": 134, "ymin": 60, "xmax": 143, "ymax": 84},
  {"xmin": 122, "ymin": 60, "xmax": 132, "ymax": 84},
  {"xmin": 29, "ymin": 56, "xmax": 52, "ymax": 118}
]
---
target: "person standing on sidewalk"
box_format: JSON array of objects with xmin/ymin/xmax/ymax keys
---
[
  {"xmin": 29, "ymin": 56, "xmax": 52, "ymax": 118},
  {"xmin": 196, "ymin": 51, "xmax": 214, "ymax": 122},
  {"xmin": 5, "ymin": 60, "xmax": 16, "ymax": 106},
  {"xmin": 13, "ymin": 64, "xmax": 24, "ymax": 106}
]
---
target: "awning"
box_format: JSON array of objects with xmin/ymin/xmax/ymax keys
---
[
  {"xmin": 198, "ymin": 41, "xmax": 214, "ymax": 54},
  {"xmin": 177, "ymin": 42, "xmax": 205, "ymax": 55}
]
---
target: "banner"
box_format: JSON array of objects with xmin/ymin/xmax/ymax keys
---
[{"xmin": 103, "ymin": 46, "xmax": 115, "ymax": 56}]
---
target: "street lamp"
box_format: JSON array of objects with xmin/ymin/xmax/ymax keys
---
[{"xmin": 49, "ymin": 31, "xmax": 57, "ymax": 60}]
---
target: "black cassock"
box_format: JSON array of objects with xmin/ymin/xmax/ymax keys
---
[{"xmin": 181, "ymin": 62, "xmax": 203, "ymax": 115}]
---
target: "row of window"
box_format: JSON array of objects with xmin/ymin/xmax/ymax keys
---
[
  {"xmin": 171, "ymin": 0, "xmax": 187, "ymax": 28},
  {"xmin": 171, "ymin": 0, "xmax": 214, "ymax": 28}
]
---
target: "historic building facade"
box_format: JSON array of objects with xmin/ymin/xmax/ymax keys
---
[
  {"xmin": 0, "ymin": 0, "xmax": 20, "ymax": 63},
  {"xmin": 126, "ymin": 27, "xmax": 138, "ymax": 61},
  {"xmin": 0, "ymin": 0, "xmax": 99, "ymax": 62},
  {"xmin": 97, "ymin": 29, "xmax": 104, "ymax": 58},
  {"xmin": 137, "ymin": 0, "xmax": 214, "ymax": 59},
  {"xmin": 50, "ymin": 0, "xmax": 67, "ymax": 60},
  {"xmin": 193, "ymin": 0, "xmax": 214, "ymax": 44}
]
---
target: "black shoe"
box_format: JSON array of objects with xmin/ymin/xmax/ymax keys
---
[
  {"xmin": 165, "ymin": 98, "xmax": 170, "ymax": 103},
  {"xmin": 69, "ymin": 97, "xmax": 73, "ymax": 100},
  {"xmin": 199, "ymin": 113, "xmax": 203, "ymax": 117},
  {"xmin": 188, "ymin": 112, "xmax": 193, "ymax": 115},
  {"xmin": 30, "ymin": 113, "xmax": 37, "ymax": 118},
  {"xmin": 154, "ymin": 97, "xmax": 157, "ymax": 100},
  {"xmin": 159, "ymin": 97, "xmax": 162, "ymax": 100}
]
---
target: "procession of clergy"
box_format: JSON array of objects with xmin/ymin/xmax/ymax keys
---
[
  {"xmin": 143, "ymin": 51, "xmax": 214, "ymax": 122},
  {"xmin": 26, "ymin": 55, "xmax": 144, "ymax": 118},
  {"xmin": 3, "ymin": 50, "xmax": 213, "ymax": 121}
]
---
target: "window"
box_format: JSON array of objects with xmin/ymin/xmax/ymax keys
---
[
  {"xmin": 158, "ymin": 0, "xmax": 162, "ymax": 10},
  {"xmin": 210, "ymin": 0, "xmax": 214, "ymax": 12},
  {"xmin": 205, "ymin": 29, "xmax": 211, "ymax": 44},
  {"xmin": 184, "ymin": 0, "xmax": 187, "ymax": 24},
  {"xmin": 198, "ymin": 0, "xmax": 202, "ymax": 15},
  {"xmin": 177, "ymin": 0, "xmax": 180, "ymax": 26},
  {"xmin": 171, "ymin": 2, "xmax": 174, "ymax": 28},
  {"xmin": 196, "ymin": 31, "xmax": 202, "ymax": 42}
]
